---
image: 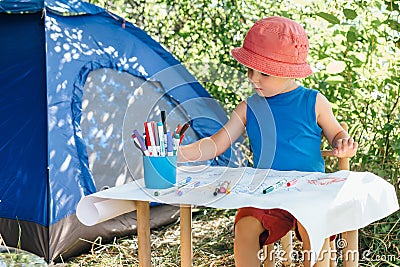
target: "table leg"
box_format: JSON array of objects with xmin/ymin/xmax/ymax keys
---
[
  {"xmin": 180, "ymin": 204, "xmax": 193, "ymax": 267},
  {"xmin": 136, "ymin": 201, "xmax": 151, "ymax": 267}
]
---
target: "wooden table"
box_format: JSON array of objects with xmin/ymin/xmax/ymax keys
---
[
  {"xmin": 136, "ymin": 201, "xmax": 193, "ymax": 267},
  {"xmin": 135, "ymin": 201, "xmax": 359, "ymax": 267},
  {"xmin": 76, "ymin": 167, "xmax": 398, "ymax": 267}
]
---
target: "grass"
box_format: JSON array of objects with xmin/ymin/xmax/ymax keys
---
[
  {"xmin": 0, "ymin": 234, "xmax": 48, "ymax": 267},
  {"xmin": 63, "ymin": 208, "xmax": 237, "ymax": 267},
  {"xmin": 60, "ymin": 206, "xmax": 400, "ymax": 267}
]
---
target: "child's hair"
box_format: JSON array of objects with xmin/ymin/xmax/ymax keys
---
[{"xmin": 231, "ymin": 16, "xmax": 312, "ymax": 79}]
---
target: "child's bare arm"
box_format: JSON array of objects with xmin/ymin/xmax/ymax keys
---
[
  {"xmin": 316, "ymin": 93, "xmax": 358, "ymax": 158},
  {"xmin": 178, "ymin": 101, "xmax": 247, "ymax": 162}
]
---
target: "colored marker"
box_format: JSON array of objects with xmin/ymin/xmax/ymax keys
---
[
  {"xmin": 178, "ymin": 122, "xmax": 189, "ymax": 144},
  {"xmin": 219, "ymin": 181, "xmax": 230, "ymax": 193},
  {"xmin": 146, "ymin": 121, "xmax": 156, "ymax": 156},
  {"xmin": 157, "ymin": 122, "xmax": 166, "ymax": 157},
  {"xmin": 144, "ymin": 122, "xmax": 153, "ymax": 156},
  {"xmin": 154, "ymin": 177, "xmax": 192, "ymax": 196},
  {"xmin": 262, "ymin": 179, "xmax": 287, "ymax": 194},
  {"xmin": 176, "ymin": 180, "xmax": 201, "ymax": 196},
  {"xmin": 132, "ymin": 130, "xmax": 150, "ymax": 156},
  {"xmin": 226, "ymin": 182, "xmax": 232, "ymax": 194},
  {"xmin": 166, "ymin": 132, "xmax": 173, "ymax": 156},
  {"xmin": 175, "ymin": 124, "xmax": 182, "ymax": 134},
  {"xmin": 161, "ymin": 111, "xmax": 167, "ymax": 150},
  {"xmin": 133, "ymin": 129, "xmax": 149, "ymax": 155},
  {"xmin": 154, "ymin": 122, "xmax": 160, "ymax": 156},
  {"xmin": 286, "ymin": 179, "xmax": 298, "ymax": 187},
  {"xmin": 151, "ymin": 121, "xmax": 160, "ymax": 156},
  {"xmin": 179, "ymin": 122, "xmax": 190, "ymax": 135},
  {"xmin": 179, "ymin": 134, "xmax": 184, "ymax": 145},
  {"xmin": 213, "ymin": 187, "xmax": 220, "ymax": 196},
  {"xmin": 132, "ymin": 137, "xmax": 145, "ymax": 155},
  {"xmin": 173, "ymin": 133, "xmax": 180, "ymax": 155},
  {"xmin": 161, "ymin": 111, "xmax": 167, "ymax": 132}
]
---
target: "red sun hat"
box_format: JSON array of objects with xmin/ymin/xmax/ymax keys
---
[{"xmin": 231, "ymin": 16, "xmax": 313, "ymax": 78}]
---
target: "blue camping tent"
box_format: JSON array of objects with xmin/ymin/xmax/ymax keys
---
[{"xmin": 0, "ymin": 0, "xmax": 243, "ymax": 262}]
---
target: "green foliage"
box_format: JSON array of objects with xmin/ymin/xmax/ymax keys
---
[{"xmin": 95, "ymin": 0, "xmax": 399, "ymax": 178}]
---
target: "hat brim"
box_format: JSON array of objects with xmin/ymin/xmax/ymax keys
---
[{"xmin": 231, "ymin": 47, "xmax": 313, "ymax": 79}]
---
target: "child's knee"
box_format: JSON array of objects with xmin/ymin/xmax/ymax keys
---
[{"xmin": 235, "ymin": 216, "xmax": 264, "ymax": 237}]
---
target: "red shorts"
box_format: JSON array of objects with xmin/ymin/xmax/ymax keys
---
[{"xmin": 235, "ymin": 207, "xmax": 335, "ymax": 248}]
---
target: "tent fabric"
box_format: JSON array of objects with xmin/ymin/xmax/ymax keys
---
[
  {"xmin": 0, "ymin": 0, "xmax": 244, "ymax": 262},
  {"xmin": 0, "ymin": 0, "xmax": 103, "ymax": 15},
  {"xmin": 0, "ymin": 12, "xmax": 48, "ymax": 225},
  {"xmin": 0, "ymin": 0, "xmax": 43, "ymax": 13}
]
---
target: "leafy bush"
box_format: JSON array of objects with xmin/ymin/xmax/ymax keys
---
[
  {"xmin": 101, "ymin": 0, "xmax": 399, "ymax": 178},
  {"xmin": 89, "ymin": 0, "xmax": 399, "ymax": 264}
]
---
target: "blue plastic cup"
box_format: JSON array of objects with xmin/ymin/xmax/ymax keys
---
[{"xmin": 143, "ymin": 156, "xmax": 177, "ymax": 189}]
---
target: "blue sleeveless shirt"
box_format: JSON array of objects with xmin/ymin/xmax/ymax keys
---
[{"xmin": 246, "ymin": 86, "xmax": 325, "ymax": 172}]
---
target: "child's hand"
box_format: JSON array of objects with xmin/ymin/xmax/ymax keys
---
[{"xmin": 332, "ymin": 137, "xmax": 358, "ymax": 158}]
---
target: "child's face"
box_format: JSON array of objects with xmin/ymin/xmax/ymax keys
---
[{"xmin": 247, "ymin": 68, "xmax": 298, "ymax": 97}]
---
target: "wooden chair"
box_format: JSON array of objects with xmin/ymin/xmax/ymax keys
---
[{"xmin": 263, "ymin": 122, "xmax": 358, "ymax": 267}]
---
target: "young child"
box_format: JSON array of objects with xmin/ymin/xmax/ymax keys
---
[{"xmin": 178, "ymin": 16, "xmax": 358, "ymax": 267}]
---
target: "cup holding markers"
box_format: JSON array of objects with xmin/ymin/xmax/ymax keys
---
[
  {"xmin": 140, "ymin": 120, "xmax": 177, "ymax": 189},
  {"xmin": 131, "ymin": 111, "xmax": 190, "ymax": 189},
  {"xmin": 143, "ymin": 155, "xmax": 177, "ymax": 189}
]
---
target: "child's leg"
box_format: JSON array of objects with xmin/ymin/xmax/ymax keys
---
[
  {"xmin": 297, "ymin": 222, "xmax": 331, "ymax": 267},
  {"xmin": 234, "ymin": 216, "xmax": 265, "ymax": 267},
  {"xmin": 297, "ymin": 221, "xmax": 311, "ymax": 267}
]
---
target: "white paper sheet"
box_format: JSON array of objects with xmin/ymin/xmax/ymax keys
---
[
  {"xmin": 77, "ymin": 166, "xmax": 399, "ymax": 265},
  {"xmin": 77, "ymin": 197, "xmax": 136, "ymax": 226}
]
